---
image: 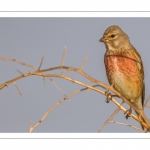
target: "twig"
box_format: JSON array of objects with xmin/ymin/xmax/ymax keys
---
[
  {"xmin": 0, "ymin": 57, "xmax": 37, "ymax": 70},
  {"xmin": 108, "ymin": 121, "xmax": 144, "ymax": 132},
  {"xmin": 29, "ymin": 85, "xmax": 107, "ymax": 132},
  {"xmin": 144, "ymin": 95, "xmax": 150, "ymax": 108},
  {"xmin": 80, "ymin": 55, "xmax": 89, "ymax": 70},
  {"xmin": 65, "ymin": 69, "xmax": 69, "ymax": 77},
  {"xmin": 13, "ymin": 82, "xmax": 22, "ymax": 96},
  {"xmin": 29, "ymin": 120, "xmax": 32, "ymax": 133},
  {"xmin": 48, "ymin": 77, "xmax": 66, "ymax": 97},
  {"xmin": 61, "ymin": 46, "xmax": 66, "ymax": 66},
  {"xmin": 29, "ymin": 87, "xmax": 88, "ymax": 132},
  {"xmin": 145, "ymin": 106, "xmax": 150, "ymax": 108},
  {"xmin": 86, "ymin": 82, "xmax": 93, "ymax": 96},
  {"xmin": 17, "ymin": 70, "xmax": 24, "ymax": 75},
  {"xmin": 0, "ymin": 65, "xmax": 149, "ymax": 130},
  {"xmin": 1, "ymin": 57, "xmax": 65, "ymax": 99},
  {"xmin": 38, "ymin": 56, "xmax": 45, "ymax": 70},
  {"xmin": 34, "ymin": 66, "xmax": 150, "ymax": 127},
  {"xmin": 98, "ymin": 101, "xmax": 123, "ymax": 132}
]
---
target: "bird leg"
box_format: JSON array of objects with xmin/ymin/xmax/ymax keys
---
[
  {"xmin": 105, "ymin": 91, "xmax": 112, "ymax": 103},
  {"xmin": 105, "ymin": 90, "xmax": 119, "ymax": 103},
  {"xmin": 124, "ymin": 107, "xmax": 132, "ymax": 119}
]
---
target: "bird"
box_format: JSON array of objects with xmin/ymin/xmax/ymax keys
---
[{"xmin": 99, "ymin": 25, "xmax": 145, "ymax": 130}]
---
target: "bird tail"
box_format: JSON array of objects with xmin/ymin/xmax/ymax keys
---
[{"xmin": 134, "ymin": 110, "xmax": 145, "ymax": 131}]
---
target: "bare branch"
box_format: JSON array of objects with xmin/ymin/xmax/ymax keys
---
[
  {"xmin": 0, "ymin": 57, "xmax": 37, "ymax": 70},
  {"xmin": 29, "ymin": 120, "xmax": 32, "ymax": 133},
  {"xmin": 65, "ymin": 69, "xmax": 69, "ymax": 77},
  {"xmin": 1, "ymin": 57, "xmax": 66, "ymax": 98},
  {"xmin": 80, "ymin": 55, "xmax": 89, "ymax": 70},
  {"xmin": 29, "ymin": 88, "xmax": 87, "ymax": 132},
  {"xmin": 0, "ymin": 65, "xmax": 149, "ymax": 130},
  {"xmin": 48, "ymin": 77, "xmax": 66, "ymax": 97},
  {"xmin": 144, "ymin": 95, "xmax": 150, "ymax": 108},
  {"xmin": 13, "ymin": 82, "xmax": 23, "ymax": 96},
  {"xmin": 98, "ymin": 101, "xmax": 124, "ymax": 132},
  {"xmin": 86, "ymin": 82, "xmax": 93, "ymax": 96},
  {"xmin": 29, "ymin": 85, "xmax": 111, "ymax": 132},
  {"xmin": 17, "ymin": 70, "xmax": 24, "ymax": 75},
  {"xmin": 61, "ymin": 46, "xmax": 66, "ymax": 66},
  {"xmin": 145, "ymin": 106, "xmax": 150, "ymax": 109},
  {"xmin": 38, "ymin": 56, "xmax": 45, "ymax": 70},
  {"xmin": 108, "ymin": 121, "xmax": 144, "ymax": 132}
]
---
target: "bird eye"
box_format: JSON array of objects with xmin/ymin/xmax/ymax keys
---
[{"xmin": 111, "ymin": 34, "xmax": 115, "ymax": 38}]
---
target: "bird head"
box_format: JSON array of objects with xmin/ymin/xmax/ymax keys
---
[{"xmin": 100, "ymin": 25, "xmax": 131, "ymax": 50}]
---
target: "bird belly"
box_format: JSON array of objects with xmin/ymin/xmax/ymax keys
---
[
  {"xmin": 104, "ymin": 55, "xmax": 142, "ymax": 101},
  {"xmin": 112, "ymin": 71, "xmax": 137, "ymax": 100}
]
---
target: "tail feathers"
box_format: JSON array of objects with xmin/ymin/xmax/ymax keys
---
[
  {"xmin": 135, "ymin": 110, "xmax": 145, "ymax": 131},
  {"xmin": 139, "ymin": 116, "xmax": 145, "ymax": 131}
]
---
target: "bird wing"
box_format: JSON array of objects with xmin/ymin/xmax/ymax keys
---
[{"xmin": 131, "ymin": 47, "xmax": 145, "ymax": 106}]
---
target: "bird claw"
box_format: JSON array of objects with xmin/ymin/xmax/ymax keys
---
[
  {"xmin": 124, "ymin": 108, "xmax": 132, "ymax": 119},
  {"xmin": 105, "ymin": 91, "xmax": 113, "ymax": 103}
]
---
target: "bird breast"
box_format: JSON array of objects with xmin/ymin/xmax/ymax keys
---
[
  {"xmin": 104, "ymin": 53, "xmax": 138, "ymax": 79},
  {"xmin": 104, "ymin": 52, "xmax": 142, "ymax": 100}
]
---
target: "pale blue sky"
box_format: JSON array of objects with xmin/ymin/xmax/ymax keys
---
[{"xmin": 0, "ymin": 18, "xmax": 150, "ymax": 132}]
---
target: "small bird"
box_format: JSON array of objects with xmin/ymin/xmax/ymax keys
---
[{"xmin": 99, "ymin": 25, "xmax": 145, "ymax": 130}]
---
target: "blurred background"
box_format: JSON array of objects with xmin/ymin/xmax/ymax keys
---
[{"xmin": 0, "ymin": 18, "xmax": 150, "ymax": 132}]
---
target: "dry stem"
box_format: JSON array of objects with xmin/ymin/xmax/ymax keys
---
[
  {"xmin": 38, "ymin": 56, "xmax": 45, "ymax": 70},
  {"xmin": 98, "ymin": 101, "xmax": 123, "ymax": 132},
  {"xmin": 29, "ymin": 88, "xmax": 86, "ymax": 132},
  {"xmin": 61, "ymin": 46, "xmax": 66, "ymax": 66},
  {"xmin": 80, "ymin": 55, "xmax": 89, "ymax": 70},
  {"xmin": 108, "ymin": 121, "xmax": 144, "ymax": 132},
  {"xmin": 0, "ymin": 65, "xmax": 149, "ymax": 130},
  {"xmin": 0, "ymin": 57, "xmax": 37, "ymax": 70},
  {"xmin": 0, "ymin": 57, "xmax": 149, "ymax": 132},
  {"xmin": 13, "ymin": 82, "xmax": 22, "ymax": 96}
]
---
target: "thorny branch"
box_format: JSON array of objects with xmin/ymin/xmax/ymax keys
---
[
  {"xmin": 108, "ymin": 121, "xmax": 144, "ymax": 132},
  {"xmin": 38, "ymin": 56, "xmax": 45, "ymax": 70},
  {"xmin": 13, "ymin": 82, "xmax": 23, "ymax": 96},
  {"xmin": 29, "ymin": 87, "xmax": 91, "ymax": 132},
  {"xmin": 2, "ymin": 56, "xmax": 67, "ymax": 98},
  {"xmin": 0, "ymin": 65, "xmax": 150, "ymax": 131},
  {"xmin": 0, "ymin": 57, "xmax": 37, "ymax": 70},
  {"xmin": 98, "ymin": 101, "xmax": 124, "ymax": 132},
  {"xmin": 80, "ymin": 55, "xmax": 89, "ymax": 70},
  {"xmin": 1, "ymin": 55, "xmax": 150, "ymax": 132}
]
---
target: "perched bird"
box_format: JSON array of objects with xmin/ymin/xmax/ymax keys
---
[{"xmin": 99, "ymin": 25, "xmax": 145, "ymax": 130}]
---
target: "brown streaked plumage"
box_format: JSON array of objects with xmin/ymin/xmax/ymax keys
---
[{"xmin": 100, "ymin": 25, "xmax": 145, "ymax": 130}]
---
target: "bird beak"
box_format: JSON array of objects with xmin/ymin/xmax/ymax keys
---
[{"xmin": 99, "ymin": 37, "xmax": 106, "ymax": 43}]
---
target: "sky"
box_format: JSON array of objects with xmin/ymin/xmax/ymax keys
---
[{"xmin": 0, "ymin": 18, "xmax": 150, "ymax": 133}]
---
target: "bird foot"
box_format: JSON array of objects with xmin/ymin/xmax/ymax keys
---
[
  {"xmin": 124, "ymin": 108, "xmax": 132, "ymax": 119},
  {"xmin": 105, "ymin": 91, "xmax": 113, "ymax": 103},
  {"xmin": 105, "ymin": 91, "xmax": 119, "ymax": 103}
]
